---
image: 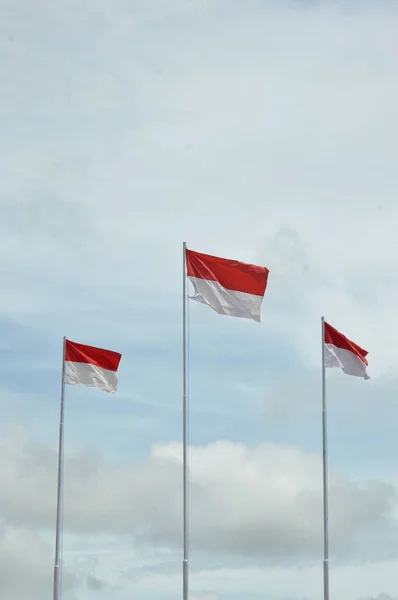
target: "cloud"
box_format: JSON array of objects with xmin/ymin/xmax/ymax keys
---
[
  {"xmin": 0, "ymin": 427, "xmax": 397, "ymax": 565},
  {"xmin": 0, "ymin": 502, "xmax": 111, "ymax": 600},
  {"xmin": 363, "ymin": 596, "xmax": 398, "ymax": 600},
  {"xmin": 0, "ymin": 524, "xmax": 78, "ymax": 600},
  {"xmin": 1, "ymin": 0, "xmax": 398, "ymax": 380},
  {"xmin": 183, "ymin": 595, "xmax": 221, "ymax": 600},
  {"xmin": 2, "ymin": 0, "xmax": 398, "ymax": 598},
  {"xmin": 81, "ymin": 555, "xmax": 398, "ymax": 600}
]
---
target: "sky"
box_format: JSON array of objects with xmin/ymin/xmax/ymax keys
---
[{"xmin": 1, "ymin": 0, "xmax": 398, "ymax": 598}]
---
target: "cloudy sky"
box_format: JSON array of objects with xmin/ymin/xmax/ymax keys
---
[{"xmin": 1, "ymin": 0, "xmax": 398, "ymax": 598}]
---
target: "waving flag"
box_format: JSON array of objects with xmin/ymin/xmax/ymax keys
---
[
  {"xmin": 64, "ymin": 340, "xmax": 122, "ymax": 393},
  {"xmin": 324, "ymin": 321, "xmax": 369, "ymax": 379},
  {"xmin": 185, "ymin": 248, "xmax": 269, "ymax": 322}
]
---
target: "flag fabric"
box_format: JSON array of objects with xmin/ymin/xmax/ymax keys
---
[
  {"xmin": 64, "ymin": 340, "xmax": 122, "ymax": 393},
  {"xmin": 186, "ymin": 248, "xmax": 269, "ymax": 322},
  {"xmin": 324, "ymin": 321, "xmax": 369, "ymax": 380}
]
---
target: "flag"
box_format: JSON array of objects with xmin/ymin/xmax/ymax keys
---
[
  {"xmin": 186, "ymin": 248, "xmax": 269, "ymax": 322},
  {"xmin": 324, "ymin": 321, "xmax": 369, "ymax": 380},
  {"xmin": 64, "ymin": 340, "xmax": 122, "ymax": 393}
]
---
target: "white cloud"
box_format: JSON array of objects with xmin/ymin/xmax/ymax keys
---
[
  {"xmin": 363, "ymin": 596, "xmax": 398, "ymax": 600},
  {"xmin": 1, "ymin": 0, "xmax": 398, "ymax": 376},
  {"xmin": 80, "ymin": 556, "xmax": 398, "ymax": 600},
  {"xmin": 2, "ymin": 0, "xmax": 398, "ymax": 598},
  {"xmin": 192, "ymin": 596, "xmax": 221, "ymax": 600},
  {"xmin": 0, "ymin": 524, "xmax": 79, "ymax": 600},
  {"xmin": 174, "ymin": 595, "xmax": 221, "ymax": 600},
  {"xmin": 0, "ymin": 427, "xmax": 396, "ymax": 565}
]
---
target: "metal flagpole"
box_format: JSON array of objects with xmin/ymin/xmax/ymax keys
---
[
  {"xmin": 321, "ymin": 317, "xmax": 330, "ymax": 600},
  {"xmin": 53, "ymin": 336, "xmax": 66, "ymax": 600},
  {"xmin": 182, "ymin": 242, "xmax": 189, "ymax": 600}
]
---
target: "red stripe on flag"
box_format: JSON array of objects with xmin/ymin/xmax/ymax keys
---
[
  {"xmin": 324, "ymin": 322, "xmax": 368, "ymax": 365},
  {"xmin": 65, "ymin": 340, "xmax": 122, "ymax": 372},
  {"xmin": 186, "ymin": 249, "xmax": 269, "ymax": 296}
]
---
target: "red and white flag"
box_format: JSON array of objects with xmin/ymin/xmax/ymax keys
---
[
  {"xmin": 324, "ymin": 321, "xmax": 369, "ymax": 380},
  {"xmin": 64, "ymin": 340, "xmax": 122, "ymax": 394},
  {"xmin": 186, "ymin": 248, "xmax": 269, "ymax": 322}
]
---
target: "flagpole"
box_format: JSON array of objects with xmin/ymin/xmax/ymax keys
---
[
  {"xmin": 53, "ymin": 336, "xmax": 66, "ymax": 600},
  {"xmin": 321, "ymin": 317, "xmax": 330, "ymax": 600},
  {"xmin": 182, "ymin": 242, "xmax": 189, "ymax": 600}
]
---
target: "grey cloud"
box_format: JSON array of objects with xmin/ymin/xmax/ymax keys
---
[
  {"xmin": 261, "ymin": 227, "xmax": 310, "ymax": 277},
  {"xmin": 0, "ymin": 524, "xmax": 78, "ymax": 600},
  {"xmin": 1, "ymin": 0, "xmax": 398, "ymax": 381},
  {"xmin": 2, "ymin": 1, "xmax": 398, "ymax": 596},
  {"xmin": 85, "ymin": 573, "xmax": 109, "ymax": 591},
  {"xmin": 361, "ymin": 596, "xmax": 398, "ymax": 600},
  {"xmin": 0, "ymin": 429, "xmax": 397, "ymax": 564},
  {"xmin": 179, "ymin": 595, "xmax": 222, "ymax": 600}
]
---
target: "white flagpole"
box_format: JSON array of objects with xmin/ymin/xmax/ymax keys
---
[
  {"xmin": 53, "ymin": 336, "xmax": 66, "ymax": 600},
  {"xmin": 321, "ymin": 317, "xmax": 330, "ymax": 600},
  {"xmin": 182, "ymin": 242, "xmax": 189, "ymax": 600}
]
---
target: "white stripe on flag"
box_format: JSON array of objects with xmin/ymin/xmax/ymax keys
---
[
  {"xmin": 64, "ymin": 361, "xmax": 119, "ymax": 393},
  {"xmin": 324, "ymin": 343, "xmax": 369, "ymax": 379},
  {"xmin": 189, "ymin": 276, "xmax": 264, "ymax": 322}
]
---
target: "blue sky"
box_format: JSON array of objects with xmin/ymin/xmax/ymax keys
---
[{"xmin": 2, "ymin": 0, "xmax": 398, "ymax": 599}]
